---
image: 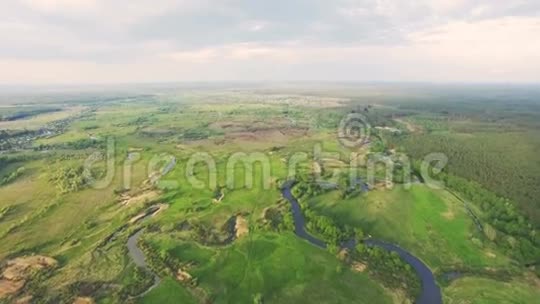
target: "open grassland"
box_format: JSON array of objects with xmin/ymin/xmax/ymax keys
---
[
  {"xmin": 443, "ymin": 276, "xmax": 540, "ymax": 304},
  {"xmin": 309, "ymin": 185, "xmax": 511, "ymax": 270},
  {"xmin": 143, "ymin": 233, "xmax": 394, "ymax": 304},
  {"xmin": 138, "ymin": 277, "xmax": 197, "ymax": 304}
]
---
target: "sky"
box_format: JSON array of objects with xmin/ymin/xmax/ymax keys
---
[{"xmin": 1, "ymin": 0, "xmax": 539, "ymax": 84}]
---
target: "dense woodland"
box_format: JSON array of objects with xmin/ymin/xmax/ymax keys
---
[{"xmin": 391, "ymin": 132, "xmax": 540, "ymax": 227}]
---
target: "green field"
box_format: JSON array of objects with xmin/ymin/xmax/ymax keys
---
[
  {"xmin": 443, "ymin": 276, "xmax": 540, "ymax": 304},
  {"xmin": 309, "ymin": 185, "xmax": 511, "ymax": 270},
  {"xmin": 0, "ymin": 85, "xmax": 539, "ymax": 303}
]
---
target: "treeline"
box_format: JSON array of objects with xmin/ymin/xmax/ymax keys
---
[
  {"xmin": 354, "ymin": 243, "xmax": 421, "ymax": 301},
  {"xmin": 34, "ymin": 138, "xmax": 105, "ymax": 151},
  {"xmin": 390, "ymin": 132, "xmax": 540, "ymax": 226},
  {"xmin": 0, "ymin": 153, "xmax": 41, "ymax": 169},
  {"xmin": 257, "ymin": 202, "xmax": 295, "ymax": 233},
  {"xmin": 0, "ymin": 107, "xmax": 61, "ymax": 121},
  {"xmin": 292, "ymin": 177, "xmax": 360, "ymax": 248},
  {"xmin": 405, "ymin": 154, "xmax": 540, "ymax": 263},
  {"xmin": 303, "ymin": 208, "xmax": 355, "ymax": 248},
  {"xmin": 0, "ymin": 166, "xmax": 26, "ymax": 186},
  {"xmin": 440, "ymin": 172, "xmax": 540, "ymax": 263}
]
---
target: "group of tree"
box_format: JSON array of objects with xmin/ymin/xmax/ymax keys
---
[
  {"xmin": 0, "ymin": 166, "xmax": 26, "ymax": 186},
  {"xmin": 258, "ymin": 205, "xmax": 295, "ymax": 233},
  {"xmin": 34, "ymin": 138, "xmax": 105, "ymax": 151},
  {"xmin": 49, "ymin": 165, "xmax": 86, "ymax": 193},
  {"xmin": 303, "ymin": 208, "xmax": 355, "ymax": 246},
  {"xmin": 0, "ymin": 107, "xmax": 60, "ymax": 121},
  {"xmin": 353, "ymin": 243, "xmax": 421, "ymax": 301},
  {"xmin": 441, "ymin": 173, "xmax": 540, "ymax": 262},
  {"xmin": 390, "ymin": 131, "xmax": 540, "ymax": 226}
]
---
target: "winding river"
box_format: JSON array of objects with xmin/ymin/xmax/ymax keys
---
[
  {"xmin": 127, "ymin": 229, "xmax": 161, "ymax": 298},
  {"xmin": 126, "ymin": 180, "xmax": 442, "ymax": 303},
  {"xmin": 281, "ymin": 180, "xmax": 442, "ymax": 304}
]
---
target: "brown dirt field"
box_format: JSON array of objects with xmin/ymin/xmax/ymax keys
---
[
  {"xmin": 0, "ymin": 279, "xmax": 25, "ymax": 298},
  {"xmin": 0, "ymin": 255, "xmax": 57, "ymax": 298},
  {"xmin": 2, "ymin": 256, "xmax": 57, "ymax": 281},
  {"xmin": 211, "ymin": 118, "xmax": 308, "ymax": 142}
]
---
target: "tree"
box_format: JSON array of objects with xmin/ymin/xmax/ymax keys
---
[
  {"xmin": 355, "ymin": 243, "xmax": 366, "ymax": 254},
  {"xmin": 253, "ymin": 293, "xmax": 263, "ymax": 304},
  {"xmin": 355, "ymin": 228, "xmax": 365, "ymax": 241}
]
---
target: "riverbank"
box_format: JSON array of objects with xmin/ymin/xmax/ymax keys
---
[{"xmin": 281, "ymin": 180, "xmax": 442, "ymax": 304}]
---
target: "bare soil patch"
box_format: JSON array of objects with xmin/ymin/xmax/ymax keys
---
[
  {"xmin": 351, "ymin": 261, "xmax": 367, "ymax": 272},
  {"xmin": 15, "ymin": 295, "xmax": 33, "ymax": 304},
  {"xmin": 0, "ymin": 255, "xmax": 57, "ymax": 298},
  {"xmin": 176, "ymin": 269, "xmax": 193, "ymax": 282},
  {"xmin": 2, "ymin": 256, "xmax": 57, "ymax": 281},
  {"xmin": 235, "ymin": 216, "xmax": 249, "ymax": 238},
  {"xmin": 0, "ymin": 280, "xmax": 25, "ymax": 298},
  {"xmin": 73, "ymin": 297, "xmax": 94, "ymax": 304},
  {"xmin": 441, "ymin": 210, "xmax": 455, "ymax": 220},
  {"xmin": 129, "ymin": 204, "xmax": 169, "ymax": 224},
  {"xmin": 120, "ymin": 190, "xmax": 160, "ymax": 206}
]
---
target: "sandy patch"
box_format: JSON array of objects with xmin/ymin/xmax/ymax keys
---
[
  {"xmin": 213, "ymin": 191, "xmax": 225, "ymax": 204},
  {"xmin": 176, "ymin": 269, "xmax": 193, "ymax": 282},
  {"xmin": 351, "ymin": 262, "xmax": 367, "ymax": 272},
  {"xmin": 129, "ymin": 204, "xmax": 169, "ymax": 224},
  {"xmin": 0, "ymin": 280, "xmax": 25, "ymax": 298},
  {"xmin": 235, "ymin": 216, "xmax": 249, "ymax": 238},
  {"xmin": 337, "ymin": 249, "xmax": 350, "ymax": 261},
  {"xmin": 73, "ymin": 297, "xmax": 94, "ymax": 304},
  {"xmin": 441, "ymin": 210, "xmax": 455, "ymax": 220},
  {"xmin": 485, "ymin": 251, "xmax": 497, "ymax": 258},
  {"xmin": 15, "ymin": 295, "xmax": 33, "ymax": 304},
  {"xmin": 120, "ymin": 190, "xmax": 160, "ymax": 206}
]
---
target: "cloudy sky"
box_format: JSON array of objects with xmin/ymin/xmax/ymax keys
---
[{"xmin": 1, "ymin": 0, "xmax": 539, "ymax": 84}]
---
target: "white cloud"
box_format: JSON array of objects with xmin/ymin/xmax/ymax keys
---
[
  {"xmin": 427, "ymin": 0, "xmax": 468, "ymax": 14},
  {"xmin": 20, "ymin": 0, "xmax": 98, "ymax": 13},
  {"xmin": 1, "ymin": 1, "xmax": 539, "ymax": 84}
]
